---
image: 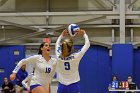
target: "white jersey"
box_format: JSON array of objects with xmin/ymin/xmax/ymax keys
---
[
  {"xmin": 22, "ymin": 73, "xmax": 33, "ymax": 89},
  {"xmin": 13, "ymin": 55, "xmax": 57, "ymax": 91},
  {"xmin": 55, "ymin": 33, "xmax": 90, "ymax": 85}
]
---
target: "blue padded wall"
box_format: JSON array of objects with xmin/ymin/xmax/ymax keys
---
[
  {"xmin": 77, "ymin": 45, "xmax": 111, "ymax": 93},
  {"xmin": 8, "ymin": 46, "xmax": 25, "ymax": 75},
  {"xmin": 134, "ymin": 48, "xmax": 140, "ymax": 89},
  {"xmin": 0, "ymin": 47, "xmax": 10, "ymax": 86},
  {"xmin": 112, "ymin": 44, "xmax": 133, "ymax": 81},
  {"xmin": 0, "ymin": 45, "xmax": 25, "ymax": 86}
]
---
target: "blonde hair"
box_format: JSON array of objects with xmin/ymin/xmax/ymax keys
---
[{"xmin": 61, "ymin": 38, "xmax": 73, "ymax": 57}]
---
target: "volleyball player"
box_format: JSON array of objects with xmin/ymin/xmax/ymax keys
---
[
  {"xmin": 10, "ymin": 42, "xmax": 57, "ymax": 93},
  {"xmin": 55, "ymin": 29, "xmax": 90, "ymax": 93}
]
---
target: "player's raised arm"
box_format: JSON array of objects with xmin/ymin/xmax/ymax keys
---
[
  {"xmin": 80, "ymin": 29, "xmax": 90, "ymax": 54},
  {"xmin": 75, "ymin": 29, "xmax": 90, "ymax": 56},
  {"xmin": 55, "ymin": 29, "xmax": 69, "ymax": 57}
]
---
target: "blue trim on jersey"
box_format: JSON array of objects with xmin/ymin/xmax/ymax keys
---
[
  {"xmin": 30, "ymin": 84, "xmax": 41, "ymax": 91},
  {"xmin": 57, "ymin": 47, "xmax": 61, "ymax": 53},
  {"xmin": 57, "ymin": 82, "xmax": 80, "ymax": 93}
]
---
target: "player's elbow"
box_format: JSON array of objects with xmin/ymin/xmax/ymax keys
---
[
  {"xmin": 22, "ymin": 81, "xmax": 24, "ymax": 85},
  {"xmin": 88, "ymin": 42, "xmax": 90, "ymax": 48},
  {"xmin": 86, "ymin": 41, "xmax": 90, "ymax": 49}
]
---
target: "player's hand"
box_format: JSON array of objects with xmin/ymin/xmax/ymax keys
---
[
  {"xmin": 10, "ymin": 73, "xmax": 16, "ymax": 81},
  {"xmin": 74, "ymin": 29, "xmax": 85, "ymax": 37},
  {"xmin": 27, "ymin": 86, "xmax": 30, "ymax": 92},
  {"xmin": 79, "ymin": 29, "xmax": 85, "ymax": 36},
  {"xmin": 61, "ymin": 29, "xmax": 70, "ymax": 37}
]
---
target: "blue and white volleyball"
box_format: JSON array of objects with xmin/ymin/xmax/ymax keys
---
[{"xmin": 68, "ymin": 24, "xmax": 80, "ymax": 37}]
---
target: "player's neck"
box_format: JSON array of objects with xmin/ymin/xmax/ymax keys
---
[{"xmin": 42, "ymin": 53, "xmax": 50, "ymax": 61}]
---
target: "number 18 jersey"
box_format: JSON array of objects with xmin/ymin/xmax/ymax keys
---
[{"xmin": 12, "ymin": 55, "xmax": 57, "ymax": 91}]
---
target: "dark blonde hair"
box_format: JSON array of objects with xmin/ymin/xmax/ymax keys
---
[{"xmin": 61, "ymin": 38, "xmax": 73, "ymax": 53}]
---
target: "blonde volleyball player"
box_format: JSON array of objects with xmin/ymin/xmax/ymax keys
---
[
  {"xmin": 55, "ymin": 29, "xmax": 90, "ymax": 93},
  {"xmin": 10, "ymin": 42, "xmax": 57, "ymax": 93}
]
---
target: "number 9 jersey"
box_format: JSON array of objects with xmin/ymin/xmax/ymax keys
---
[{"xmin": 55, "ymin": 33, "xmax": 90, "ymax": 85}]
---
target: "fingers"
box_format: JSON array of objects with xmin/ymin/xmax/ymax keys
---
[
  {"xmin": 74, "ymin": 29, "xmax": 85, "ymax": 37},
  {"xmin": 10, "ymin": 73, "xmax": 16, "ymax": 81},
  {"xmin": 73, "ymin": 31, "xmax": 79, "ymax": 37},
  {"xmin": 27, "ymin": 87, "xmax": 30, "ymax": 92},
  {"xmin": 63, "ymin": 29, "xmax": 68, "ymax": 33},
  {"xmin": 62, "ymin": 29, "xmax": 70, "ymax": 36},
  {"xmin": 62, "ymin": 28, "xmax": 85, "ymax": 37},
  {"xmin": 80, "ymin": 29, "xmax": 85, "ymax": 34}
]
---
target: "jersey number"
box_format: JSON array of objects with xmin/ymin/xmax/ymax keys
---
[
  {"xmin": 112, "ymin": 81, "xmax": 118, "ymax": 88},
  {"xmin": 46, "ymin": 67, "xmax": 51, "ymax": 73},
  {"xmin": 64, "ymin": 62, "xmax": 70, "ymax": 70}
]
